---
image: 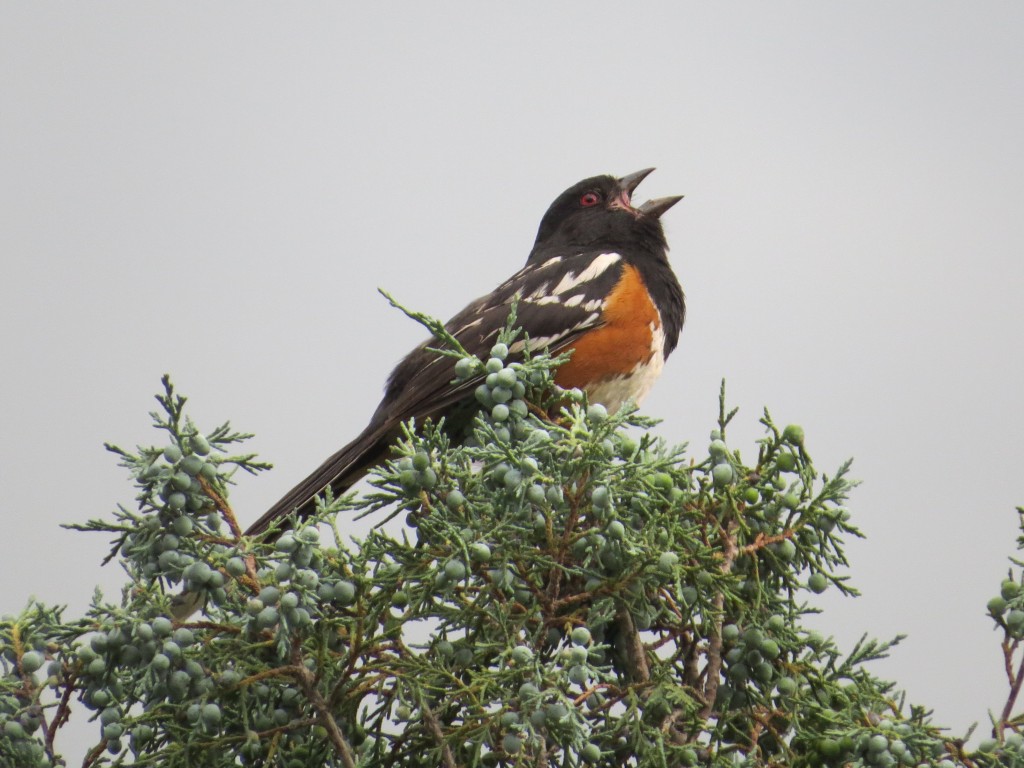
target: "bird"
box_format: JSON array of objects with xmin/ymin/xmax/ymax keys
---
[{"xmin": 245, "ymin": 168, "xmax": 685, "ymax": 538}]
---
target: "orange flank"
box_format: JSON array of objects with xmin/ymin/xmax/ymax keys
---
[{"xmin": 554, "ymin": 264, "xmax": 661, "ymax": 389}]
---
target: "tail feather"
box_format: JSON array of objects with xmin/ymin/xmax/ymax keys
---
[
  {"xmin": 244, "ymin": 370, "xmax": 483, "ymax": 539},
  {"xmin": 243, "ymin": 423, "xmax": 394, "ymax": 537}
]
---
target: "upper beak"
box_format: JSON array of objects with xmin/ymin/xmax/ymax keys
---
[
  {"xmin": 617, "ymin": 167, "xmax": 656, "ymax": 197},
  {"xmin": 614, "ymin": 168, "xmax": 683, "ymax": 218}
]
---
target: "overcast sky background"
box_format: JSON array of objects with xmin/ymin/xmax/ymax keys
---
[{"xmin": 2, "ymin": 3, "xmax": 1023, "ymax": 757}]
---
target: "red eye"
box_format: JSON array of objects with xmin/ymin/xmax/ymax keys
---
[{"xmin": 580, "ymin": 192, "xmax": 601, "ymax": 207}]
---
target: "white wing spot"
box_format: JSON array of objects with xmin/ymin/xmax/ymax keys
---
[
  {"xmin": 526, "ymin": 282, "xmax": 550, "ymax": 301},
  {"xmin": 455, "ymin": 317, "xmax": 483, "ymax": 334},
  {"xmin": 563, "ymin": 294, "xmax": 584, "ymax": 307},
  {"xmin": 510, "ymin": 335, "xmax": 562, "ymax": 354},
  {"xmin": 552, "ymin": 253, "xmax": 621, "ymax": 295}
]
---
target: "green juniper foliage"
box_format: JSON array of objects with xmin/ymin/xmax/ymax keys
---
[{"xmin": 1, "ymin": 303, "xmax": 1023, "ymax": 767}]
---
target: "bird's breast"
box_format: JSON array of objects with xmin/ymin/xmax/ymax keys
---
[{"xmin": 554, "ymin": 263, "xmax": 667, "ymax": 412}]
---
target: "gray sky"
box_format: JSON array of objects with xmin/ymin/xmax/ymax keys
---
[{"xmin": 2, "ymin": 2, "xmax": 1023, "ymax": 754}]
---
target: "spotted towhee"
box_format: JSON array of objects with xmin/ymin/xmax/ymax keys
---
[{"xmin": 246, "ymin": 168, "xmax": 685, "ymax": 537}]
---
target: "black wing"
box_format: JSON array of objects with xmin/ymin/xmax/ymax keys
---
[
  {"xmin": 245, "ymin": 250, "xmax": 625, "ymax": 536},
  {"xmin": 367, "ymin": 250, "xmax": 625, "ymax": 430}
]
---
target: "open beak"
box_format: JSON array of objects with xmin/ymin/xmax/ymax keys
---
[{"xmin": 613, "ymin": 168, "xmax": 683, "ymax": 218}]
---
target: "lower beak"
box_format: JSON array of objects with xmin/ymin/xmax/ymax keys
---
[{"xmin": 638, "ymin": 195, "xmax": 684, "ymax": 218}]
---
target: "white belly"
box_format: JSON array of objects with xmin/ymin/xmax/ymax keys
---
[{"xmin": 584, "ymin": 323, "xmax": 666, "ymax": 413}]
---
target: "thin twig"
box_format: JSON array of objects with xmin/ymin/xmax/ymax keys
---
[
  {"xmin": 198, "ymin": 476, "xmax": 245, "ymax": 540},
  {"xmin": 740, "ymin": 528, "xmax": 794, "ymax": 555},
  {"xmin": 288, "ymin": 644, "xmax": 358, "ymax": 768},
  {"xmin": 751, "ymin": 709, "xmax": 792, "ymax": 759},
  {"xmin": 999, "ymin": 638, "xmax": 1024, "ymax": 738},
  {"xmin": 417, "ymin": 694, "xmax": 458, "ymax": 768},
  {"xmin": 701, "ymin": 520, "xmax": 739, "ymax": 719},
  {"xmin": 572, "ymin": 683, "xmax": 613, "ymax": 707},
  {"xmin": 81, "ymin": 740, "xmax": 108, "ymax": 768},
  {"xmin": 1003, "ymin": 639, "xmax": 1018, "ymax": 686},
  {"xmin": 45, "ymin": 667, "xmax": 78, "ymax": 759},
  {"xmin": 197, "ymin": 474, "xmax": 260, "ymax": 589}
]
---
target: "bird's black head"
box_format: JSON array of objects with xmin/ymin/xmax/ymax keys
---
[{"xmin": 530, "ymin": 168, "xmax": 682, "ymax": 259}]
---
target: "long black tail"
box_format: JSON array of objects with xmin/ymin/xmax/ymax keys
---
[
  {"xmin": 243, "ymin": 422, "xmax": 394, "ymax": 537},
  {"xmin": 244, "ymin": 366, "xmax": 484, "ymax": 539}
]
